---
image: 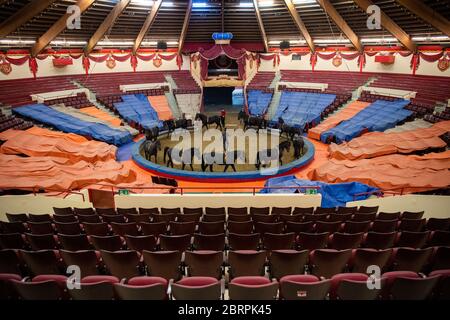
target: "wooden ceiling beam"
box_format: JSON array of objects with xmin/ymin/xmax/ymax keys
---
[
  {"xmin": 133, "ymin": 0, "xmax": 162, "ymax": 54},
  {"xmin": 252, "ymin": 0, "xmax": 269, "ymax": 52},
  {"xmin": 84, "ymin": 0, "xmax": 131, "ymax": 54},
  {"xmin": 178, "ymin": 0, "xmax": 192, "ymax": 55},
  {"xmin": 31, "ymin": 0, "xmax": 95, "ymax": 57},
  {"xmin": 0, "ymin": 0, "xmax": 57, "ymax": 38},
  {"xmin": 395, "ymin": 0, "xmax": 450, "ymax": 37},
  {"xmin": 316, "ymin": 0, "xmax": 363, "ymax": 52},
  {"xmin": 353, "ymin": 0, "xmax": 416, "ymax": 52},
  {"xmin": 282, "ymin": 0, "xmax": 315, "ymax": 52}
]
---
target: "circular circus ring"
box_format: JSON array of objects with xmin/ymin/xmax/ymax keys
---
[{"xmin": 132, "ymin": 137, "xmax": 315, "ymax": 183}]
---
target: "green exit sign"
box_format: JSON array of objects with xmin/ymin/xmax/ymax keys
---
[{"xmin": 118, "ymin": 189, "xmax": 129, "ymax": 195}]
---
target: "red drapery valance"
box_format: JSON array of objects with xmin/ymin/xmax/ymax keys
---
[{"xmin": 197, "ymin": 44, "xmax": 247, "ymax": 80}]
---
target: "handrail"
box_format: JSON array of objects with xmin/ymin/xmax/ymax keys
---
[
  {"xmin": 31, "ymin": 187, "xmax": 86, "ymax": 202},
  {"xmin": 88, "ymin": 182, "xmax": 321, "ymax": 196}
]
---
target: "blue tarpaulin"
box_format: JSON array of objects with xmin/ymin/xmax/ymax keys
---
[
  {"xmin": 261, "ymin": 175, "xmax": 379, "ymax": 208},
  {"xmin": 272, "ymin": 91, "xmax": 336, "ymax": 129},
  {"xmin": 114, "ymin": 94, "xmax": 163, "ymax": 130},
  {"xmin": 248, "ymin": 90, "xmax": 273, "ymax": 116},
  {"xmin": 13, "ymin": 104, "xmax": 132, "ymax": 146},
  {"xmin": 321, "ymin": 99, "xmax": 412, "ymax": 143}
]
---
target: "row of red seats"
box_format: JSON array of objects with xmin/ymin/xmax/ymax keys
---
[
  {"xmin": 1, "ymin": 227, "xmax": 449, "ymax": 252},
  {"xmin": 44, "ymin": 92, "xmax": 91, "ymax": 109},
  {"xmin": 2, "ymin": 270, "xmax": 448, "ymax": 300},
  {"xmin": 247, "ymin": 72, "xmax": 276, "ymax": 90},
  {"xmin": 280, "ymin": 70, "xmax": 374, "ymax": 94},
  {"xmin": 0, "ymin": 76, "xmax": 77, "ymax": 107}
]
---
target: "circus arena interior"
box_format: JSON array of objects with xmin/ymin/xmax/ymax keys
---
[{"xmin": 1, "ymin": 0, "xmax": 450, "ymax": 308}]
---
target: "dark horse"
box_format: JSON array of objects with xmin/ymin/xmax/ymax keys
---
[
  {"xmin": 293, "ymin": 135, "xmax": 305, "ymax": 159},
  {"xmin": 164, "ymin": 147, "xmax": 200, "ymax": 171},
  {"xmin": 143, "ymin": 140, "xmax": 161, "ymax": 162},
  {"xmin": 145, "ymin": 127, "xmax": 159, "ymax": 141},
  {"xmin": 281, "ymin": 124, "xmax": 304, "ymax": 141},
  {"xmin": 238, "ymin": 112, "xmax": 267, "ymax": 131},
  {"xmin": 255, "ymin": 141, "xmax": 290, "ymax": 169},
  {"xmin": 163, "ymin": 119, "xmax": 190, "ymax": 134},
  {"xmin": 195, "ymin": 113, "xmax": 223, "ymax": 130},
  {"xmin": 201, "ymin": 150, "xmax": 246, "ymax": 172}
]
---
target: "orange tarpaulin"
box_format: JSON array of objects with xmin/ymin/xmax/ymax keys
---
[
  {"xmin": 308, "ymin": 101, "xmax": 370, "ymax": 141},
  {"xmin": 26, "ymin": 126, "xmax": 88, "ymax": 143},
  {"xmin": 0, "ymin": 154, "xmax": 170, "ymax": 193},
  {"xmin": 78, "ymin": 106, "xmax": 123, "ymax": 127},
  {"xmin": 308, "ymin": 151, "xmax": 450, "ymax": 193},
  {"xmin": 0, "ymin": 129, "xmax": 117, "ymax": 163},
  {"xmin": 329, "ymin": 121, "xmax": 450, "ymax": 160},
  {"xmin": 148, "ymin": 95, "xmax": 173, "ymax": 120}
]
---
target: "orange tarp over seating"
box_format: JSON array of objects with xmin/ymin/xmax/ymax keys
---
[
  {"xmin": 308, "ymin": 151, "xmax": 450, "ymax": 193},
  {"xmin": 0, "ymin": 129, "xmax": 117, "ymax": 163},
  {"xmin": 308, "ymin": 101, "xmax": 370, "ymax": 141},
  {"xmin": 0, "ymin": 154, "xmax": 170, "ymax": 193},
  {"xmin": 78, "ymin": 106, "xmax": 122, "ymax": 127},
  {"xmin": 148, "ymin": 95, "xmax": 173, "ymax": 120},
  {"xmin": 328, "ymin": 121, "xmax": 450, "ymax": 160},
  {"xmin": 26, "ymin": 126, "xmax": 88, "ymax": 143}
]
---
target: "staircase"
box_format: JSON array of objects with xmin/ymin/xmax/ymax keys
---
[
  {"xmin": 266, "ymin": 72, "xmax": 282, "ymax": 119},
  {"xmin": 164, "ymin": 75, "xmax": 178, "ymax": 90},
  {"xmin": 165, "ymin": 91, "xmax": 181, "ymax": 119}
]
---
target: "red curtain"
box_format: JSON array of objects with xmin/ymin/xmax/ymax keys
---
[
  {"xmin": 258, "ymin": 54, "xmax": 280, "ymax": 67},
  {"xmin": 176, "ymin": 54, "xmax": 183, "ymax": 70},
  {"xmin": 158, "ymin": 53, "xmax": 177, "ymax": 61},
  {"xmin": 88, "ymin": 54, "xmax": 110, "ymax": 63},
  {"xmin": 310, "ymin": 52, "xmax": 317, "ymax": 71},
  {"xmin": 398, "ymin": 51, "xmax": 413, "ymax": 57},
  {"xmin": 364, "ymin": 51, "xmax": 378, "ymax": 57},
  {"xmin": 316, "ymin": 52, "xmax": 336, "ymax": 60},
  {"xmin": 198, "ymin": 44, "xmax": 247, "ymax": 80},
  {"xmin": 69, "ymin": 53, "xmax": 83, "ymax": 59},
  {"xmin": 130, "ymin": 55, "xmax": 138, "ymax": 72},
  {"xmin": 419, "ymin": 51, "xmax": 444, "ymax": 62},
  {"xmin": 111, "ymin": 53, "xmax": 131, "ymax": 62},
  {"xmin": 136, "ymin": 53, "xmax": 156, "ymax": 61},
  {"xmin": 340, "ymin": 52, "xmax": 360, "ymax": 60},
  {"xmin": 5, "ymin": 55, "xmax": 29, "ymax": 65},
  {"xmin": 28, "ymin": 57, "xmax": 38, "ymax": 79},
  {"xmin": 82, "ymin": 56, "xmax": 90, "ymax": 75}
]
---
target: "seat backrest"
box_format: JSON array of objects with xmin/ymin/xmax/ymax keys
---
[
  {"xmin": 185, "ymin": 251, "xmax": 223, "ymax": 279},
  {"xmin": 20, "ymin": 250, "xmax": 61, "ymax": 276},
  {"xmin": 142, "ymin": 250, "xmax": 182, "ymax": 281},
  {"xmin": 262, "ymin": 232, "xmax": 295, "ymax": 251},
  {"xmin": 70, "ymin": 281, "xmax": 115, "ymax": 300},
  {"xmin": 228, "ymin": 233, "xmax": 260, "ymax": 251},
  {"xmin": 351, "ymin": 248, "xmax": 392, "ymax": 273},
  {"xmin": 390, "ymin": 275, "xmax": 440, "ymax": 300},
  {"xmin": 297, "ymin": 232, "xmax": 329, "ymax": 250},
  {"xmin": 139, "ymin": 222, "xmax": 168, "ymax": 236},
  {"xmin": 269, "ymin": 250, "xmax": 309, "ymax": 280},
  {"xmin": 11, "ymin": 280, "xmax": 64, "ymax": 300},
  {"xmin": 193, "ymin": 233, "xmax": 225, "ymax": 251},
  {"xmin": 227, "ymin": 221, "xmax": 253, "ymax": 233},
  {"xmin": 228, "ymin": 250, "xmax": 267, "ymax": 279},
  {"xmin": 125, "ymin": 235, "xmax": 157, "ymax": 252},
  {"xmin": 228, "ymin": 207, "xmax": 248, "ymax": 215},
  {"xmin": 100, "ymin": 250, "xmax": 141, "ymax": 279},
  {"xmin": 310, "ymin": 249, "xmax": 352, "ymax": 279},
  {"xmin": 159, "ymin": 234, "xmax": 192, "ymax": 251},
  {"xmin": 58, "ymin": 233, "xmax": 92, "ymax": 251},
  {"xmin": 392, "ymin": 247, "xmax": 433, "ymax": 272},
  {"xmin": 363, "ymin": 231, "xmax": 396, "ymax": 250},
  {"xmin": 198, "ymin": 221, "xmax": 224, "ymax": 235},
  {"xmin": 90, "ymin": 235, "xmax": 123, "ymax": 251},
  {"xmin": 60, "ymin": 249, "xmax": 99, "ymax": 276}
]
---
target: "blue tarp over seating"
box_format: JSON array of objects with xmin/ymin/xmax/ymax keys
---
[
  {"xmin": 321, "ymin": 99, "xmax": 412, "ymax": 143},
  {"xmin": 248, "ymin": 90, "xmax": 273, "ymax": 116},
  {"xmin": 114, "ymin": 94, "xmax": 163, "ymax": 130},
  {"xmin": 261, "ymin": 175, "xmax": 379, "ymax": 208},
  {"xmin": 13, "ymin": 104, "xmax": 132, "ymax": 146},
  {"xmin": 272, "ymin": 91, "xmax": 336, "ymax": 129}
]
